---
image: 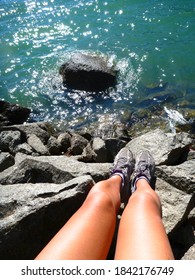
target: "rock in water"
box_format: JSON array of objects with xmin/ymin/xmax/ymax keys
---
[
  {"xmin": 0, "ymin": 100, "xmax": 31, "ymax": 126},
  {"xmin": 59, "ymin": 53, "xmax": 118, "ymax": 92}
]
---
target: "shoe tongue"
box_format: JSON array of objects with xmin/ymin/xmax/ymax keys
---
[{"xmin": 118, "ymin": 157, "xmax": 126, "ymax": 164}]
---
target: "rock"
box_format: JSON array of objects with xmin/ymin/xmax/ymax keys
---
[
  {"xmin": 0, "ymin": 154, "xmax": 112, "ymax": 184},
  {"xmin": 47, "ymin": 136, "xmax": 61, "ymax": 155},
  {"xmin": 59, "ymin": 52, "xmax": 117, "ymax": 92},
  {"xmin": 126, "ymin": 129, "xmax": 192, "ymax": 165},
  {"xmin": 0, "ymin": 100, "xmax": 30, "ymax": 126},
  {"xmin": 0, "ymin": 152, "xmax": 15, "ymax": 172},
  {"xmin": 156, "ymin": 178, "xmax": 193, "ymax": 233},
  {"xmin": 77, "ymin": 131, "xmax": 92, "ymax": 141},
  {"xmin": 137, "ymin": 92, "xmax": 175, "ymax": 109},
  {"xmin": 15, "ymin": 143, "xmax": 34, "ymax": 155},
  {"xmin": 92, "ymin": 137, "xmax": 108, "ymax": 163},
  {"xmin": 142, "ymin": 82, "xmax": 168, "ymax": 94},
  {"xmin": 0, "ymin": 175, "xmax": 94, "ymax": 259},
  {"xmin": 187, "ymin": 149, "xmax": 195, "ymax": 160},
  {"xmin": 77, "ymin": 143, "xmax": 97, "ymax": 163},
  {"xmin": 92, "ymin": 116, "xmax": 130, "ymax": 140},
  {"xmin": 105, "ymin": 138, "xmax": 127, "ymax": 162},
  {"xmin": 0, "ymin": 158, "xmax": 75, "ymax": 184},
  {"xmin": 0, "ymin": 130, "xmax": 21, "ymax": 153},
  {"xmin": 69, "ymin": 133, "xmax": 89, "ymax": 155},
  {"xmin": 156, "ymin": 160, "xmax": 195, "ymax": 194},
  {"xmin": 169, "ymin": 220, "xmax": 195, "ymax": 260},
  {"xmin": 57, "ymin": 132, "xmax": 71, "ymax": 152},
  {"xmin": 27, "ymin": 134, "xmax": 49, "ymax": 155},
  {"xmin": 0, "ymin": 123, "xmax": 50, "ymax": 144},
  {"xmin": 156, "ymin": 178, "xmax": 194, "ymax": 259},
  {"xmin": 182, "ymin": 244, "xmax": 195, "ymax": 260},
  {"xmin": 188, "ymin": 206, "xmax": 195, "ymax": 221}
]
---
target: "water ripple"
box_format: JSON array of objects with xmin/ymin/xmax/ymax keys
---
[{"xmin": 0, "ymin": 0, "xmax": 195, "ymax": 129}]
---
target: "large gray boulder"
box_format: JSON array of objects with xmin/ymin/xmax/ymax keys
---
[
  {"xmin": 92, "ymin": 137, "xmax": 108, "ymax": 163},
  {"xmin": 0, "ymin": 130, "xmax": 22, "ymax": 153},
  {"xmin": 156, "ymin": 178, "xmax": 194, "ymax": 233},
  {"xmin": 57, "ymin": 132, "xmax": 71, "ymax": 152},
  {"xmin": 59, "ymin": 53, "xmax": 118, "ymax": 92},
  {"xmin": 0, "ymin": 158, "xmax": 75, "ymax": 184},
  {"xmin": 0, "ymin": 152, "xmax": 15, "ymax": 172},
  {"xmin": 0, "ymin": 175, "xmax": 94, "ymax": 259},
  {"xmin": 27, "ymin": 134, "xmax": 49, "ymax": 155},
  {"xmin": 156, "ymin": 159, "xmax": 195, "ymax": 194},
  {"xmin": 69, "ymin": 133, "xmax": 89, "ymax": 155},
  {"xmin": 15, "ymin": 143, "xmax": 34, "ymax": 155},
  {"xmin": 0, "ymin": 153, "xmax": 112, "ymax": 184},
  {"xmin": 47, "ymin": 136, "xmax": 62, "ymax": 155},
  {"xmin": 156, "ymin": 178, "xmax": 194, "ymax": 259},
  {"xmin": 126, "ymin": 129, "xmax": 192, "ymax": 165}
]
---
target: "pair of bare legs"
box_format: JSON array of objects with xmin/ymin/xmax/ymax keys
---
[{"xmin": 35, "ymin": 175, "xmax": 174, "ymax": 260}]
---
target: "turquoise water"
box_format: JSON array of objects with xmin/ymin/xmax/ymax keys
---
[{"xmin": 0, "ymin": 0, "xmax": 195, "ymax": 128}]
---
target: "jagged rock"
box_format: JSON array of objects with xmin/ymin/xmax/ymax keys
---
[
  {"xmin": 126, "ymin": 129, "xmax": 192, "ymax": 165},
  {"xmin": 187, "ymin": 149, "xmax": 195, "ymax": 160},
  {"xmin": 92, "ymin": 137, "xmax": 108, "ymax": 163},
  {"xmin": 0, "ymin": 130, "xmax": 21, "ymax": 153},
  {"xmin": 0, "ymin": 175, "xmax": 94, "ymax": 259},
  {"xmin": 0, "ymin": 153, "xmax": 112, "ymax": 184},
  {"xmin": 156, "ymin": 160, "xmax": 195, "ymax": 194},
  {"xmin": 0, "ymin": 100, "xmax": 30, "ymax": 126},
  {"xmin": 188, "ymin": 206, "xmax": 195, "ymax": 224},
  {"xmin": 169, "ymin": 220, "xmax": 195, "ymax": 260},
  {"xmin": 105, "ymin": 138, "xmax": 127, "ymax": 162},
  {"xmin": 59, "ymin": 52, "xmax": 117, "ymax": 92},
  {"xmin": 47, "ymin": 136, "xmax": 61, "ymax": 155},
  {"xmin": 92, "ymin": 117, "xmax": 130, "ymax": 140},
  {"xmin": 156, "ymin": 178, "xmax": 193, "ymax": 233},
  {"xmin": 15, "ymin": 143, "xmax": 34, "ymax": 155},
  {"xmin": 77, "ymin": 131, "xmax": 92, "ymax": 141},
  {"xmin": 69, "ymin": 133, "xmax": 89, "ymax": 155},
  {"xmin": 0, "ymin": 158, "xmax": 74, "ymax": 184},
  {"xmin": 186, "ymin": 208, "xmax": 195, "ymax": 259},
  {"xmin": 0, "ymin": 123, "xmax": 50, "ymax": 145},
  {"xmin": 27, "ymin": 134, "xmax": 49, "ymax": 155},
  {"xmin": 57, "ymin": 132, "xmax": 71, "ymax": 152},
  {"xmin": 156, "ymin": 178, "xmax": 194, "ymax": 259},
  {"xmin": 77, "ymin": 143, "xmax": 97, "ymax": 163},
  {"xmin": 0, "ymin": 152, "xmax": 15, "ymax": 172}
]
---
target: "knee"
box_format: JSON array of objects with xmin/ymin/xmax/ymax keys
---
[
  {"xmin": 86, "ymin": 182, "xmax": 116, "ymax": 212},
  {"xmin": 132, "ymin": 191, "xmax": 155, "ymax": 203},
  {"xmin": 130, "ymin": 189, "xmax": 161, "ymax": 212}
]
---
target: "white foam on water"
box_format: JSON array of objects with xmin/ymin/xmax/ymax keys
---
[{"xmin": 164, "ymin": 106, "xmax": 187, "ymax": 132}]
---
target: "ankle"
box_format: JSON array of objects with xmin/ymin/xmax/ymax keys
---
[
  {"xmin": 131, "ymin": 175, "xmax": 150, "ymax": 193},
  {"xmin": 109, "ymin": 174, "xmax": 123, "ymax": 187},
  {"xmin": 136, "ymin": 178, "xmax": 151, "ymax": 189}
]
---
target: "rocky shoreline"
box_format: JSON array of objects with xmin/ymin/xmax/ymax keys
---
[{"xmin": 0, "ymin": 100, "xmax": 194, "ymax": 260}]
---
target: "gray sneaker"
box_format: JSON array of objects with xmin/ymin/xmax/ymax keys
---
[
  {"xmin": 110, "ymin": 147, "xmax": 134, "ymax": 203},
  {"xmin": 131, "ymin": 150, "xmax": 155, "ymax": 192}
]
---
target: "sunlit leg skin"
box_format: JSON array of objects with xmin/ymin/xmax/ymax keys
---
[
  {"xmin": 35, "ymin": 175, "xmax": 121, "ymax": 260},
  {"xmin": 115, "ymin": 179, "xmax": 174, "ymax": 260}
]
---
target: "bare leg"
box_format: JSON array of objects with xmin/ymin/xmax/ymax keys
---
[
  {"xmin": 35, "ymin": 176, "xmax": 121, "ymax": 260},
  {"xmin": 115, "ymin": 179, "xmax": 174, "ymax": 260}
]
